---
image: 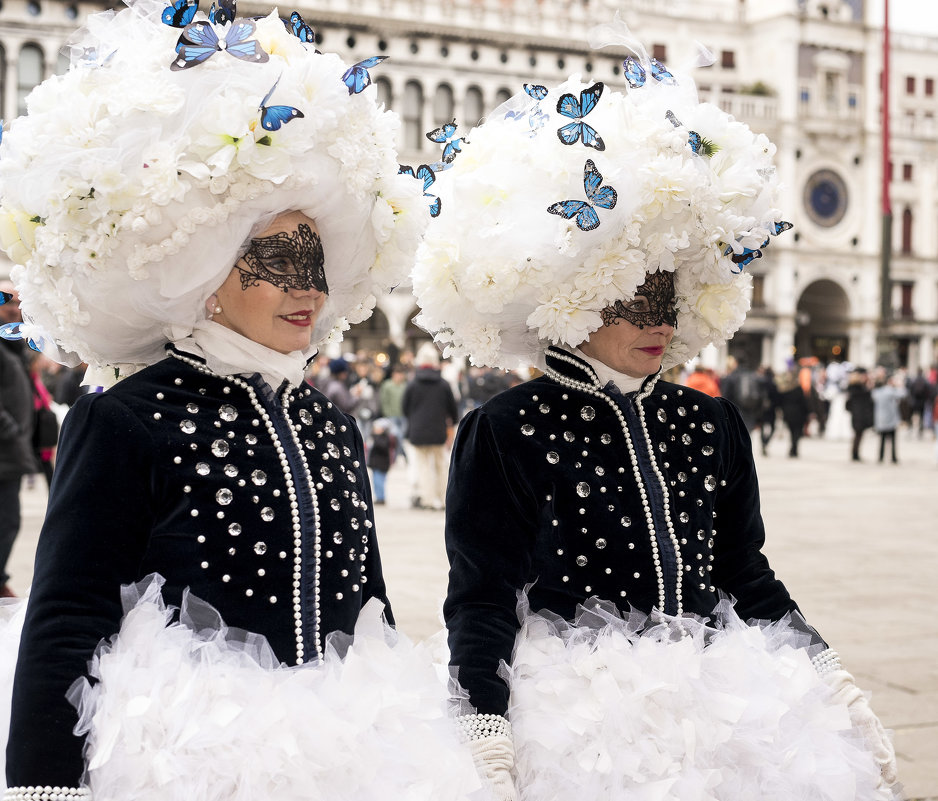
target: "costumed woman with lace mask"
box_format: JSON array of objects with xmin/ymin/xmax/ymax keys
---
[
  {"xmin": 0, "ymin": 3, "xmax": 488, "ymax": 799},
  {"xmin": 412, "ymin": 21, "xmax": 900, "ymax": 801}
]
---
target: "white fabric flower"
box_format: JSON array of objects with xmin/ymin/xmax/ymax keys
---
[
  {"xmin": 413, "ymin": 66, "xmax": 787, "ymax": 370},
  {"xmin": 0, "ymin": 1, "xmax": 427, "ymax": 374}
]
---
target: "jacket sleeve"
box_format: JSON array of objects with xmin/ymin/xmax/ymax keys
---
[
  {"xmin": 443, "ymin": 408, "xmax": 537, "ymax": 716},
  {"xmin": 7, "ymin": 393, "xmax": 158, "ymax": 789},
  {"xmin": 709, "ymin": 398, "xmax": 826, "ymax": 645}
]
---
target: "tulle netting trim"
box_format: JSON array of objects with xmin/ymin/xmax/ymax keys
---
[
  {"xmin": 501, "ymin": 595, "xmax": 897, "ymax": 801},
  {"xmin": 59, "ymin": 575, "xmax": 487, "ymax": 801}
]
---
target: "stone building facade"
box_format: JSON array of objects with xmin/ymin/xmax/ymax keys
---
[{"xmin": 2, "ymin": 0, "xmax": 936, "ymax": 371}]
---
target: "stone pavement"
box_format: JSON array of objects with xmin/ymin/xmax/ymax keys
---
[{"xmin": 8, "ymin": 427, "xmax": 938, "ymax": 797}]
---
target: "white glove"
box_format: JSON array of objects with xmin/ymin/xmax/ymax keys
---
[
  {"xmin": 467, "ymin": 734, "xmax": 518, "ymax": 801},
  {"xmin": 822, "ymin": 668, "xmax": 898, "ymax": 786}
]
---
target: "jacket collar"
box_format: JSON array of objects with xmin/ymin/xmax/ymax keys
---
[{"xmin": 543, "ymin": 346, "xmax": 661, "ymax": 398}]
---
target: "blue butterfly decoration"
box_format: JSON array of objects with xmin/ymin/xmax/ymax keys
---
[
  {"xmin": 505, "ymin": 83, "xmax": 549, "ymax": 137},
  {"xmin": 171, "ymin": 20, "xmax": 269, "ymax": 70},
  {"xmin": 341, "ymin": 56, "xmax": 387, "ymax": 95},
  {"xmin": 259, "ymin": 77, "xmax": 304, "ymax": 132},
  {"xmin": 0, "ymin": 322, "xmax": 43, "ymax": 353},
  {"xmin": 288, "ymin": 11, "xmax": 315, "ymax": 44},
  {"xmin": 0, "ymin": 120, "xmax": 4, "ymax": 149},
  {"xmin": 624, "ymin": 56, "xmax": 675, "ymax": 89},
  {"xmin": 723, "ymin": 221, "xmax": 793, "ymax": 272},
  {"xmin": 556, "ymin": 82, "xmax": 605, "ymax": 151},
  {"xmin": 547, "ymin": 158, "xmax": 617, "ymax": 232},
  {"xmin": 665, "ymin": 110, "xmax": 703, "ymax": 155},
  {"xmin": 208, "ymin": 0, "xmax": 236, "ymax": 25},
  {"xmin": 161, "ymin": 0, "xmax": 199, "ymax": 28},
  {"xmin": 399, "ymin": 164, "xmax": 441, "ymax": 218},
  {"xmin": 0, "ymin": 291, "xmax": 11, "ymax": 306},
  {"xmin": 426, "ymin": 120, "xmax": 464, "ymax": 164}
]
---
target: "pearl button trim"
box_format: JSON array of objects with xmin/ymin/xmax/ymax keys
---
[
  {"xmin": 168, "ymin": 351, "xmax": 322, "ymax": 664},
  {"xmin": 545, "ymin": 350, "xmax": 684, "ymax": 618}
]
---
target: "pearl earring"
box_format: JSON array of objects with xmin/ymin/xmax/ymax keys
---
[{"xmin": 213, "ymin": 305, "xmax": 223, "ymax": 314}]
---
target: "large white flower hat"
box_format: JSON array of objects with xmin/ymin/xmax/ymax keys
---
[
  {"xmin": 411, "ymin": 19, "xmax": 789, "ymax": 371},
  {"xmin": 0, "ymin": 0, "xmax": 426, "ymax": 378}
]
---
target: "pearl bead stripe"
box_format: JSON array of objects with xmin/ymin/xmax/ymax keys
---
[
  {"xmin": 811, "ymin": 648, "xmax": 843, "ymax": 677},
  {"xmin": 455, "ymin": 713, "xmax": 512, "ymax": 741},
  {"xmin": 168, "ymin": 351, "xmax": 322, "ymax": 664},
  {"xmin": 280, "ymin": 387, "xmax": 323, "ymax": 663},
  {"xmin": 4, "ymin": 789, "xmax": 91, "ymax": 801},
  {"xmin": 544, "ymin": 351, "xmax": 683, "ymax": 617}
]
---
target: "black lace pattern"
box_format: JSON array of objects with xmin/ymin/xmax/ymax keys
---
[
  {"xmin": 237, "ymin": 223, "xmax": 327, "ymax": 294},
  {"xmin": 599, "ymin": 270, "xmax": 677, "ymax": 329}
]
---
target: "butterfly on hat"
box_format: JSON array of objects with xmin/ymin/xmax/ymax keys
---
[
  {"xmin": 665, "ymin": 109, "xmax": 718, "ymax": 158},
  {"xmin": 547, "ymin": 158, "xmax": 617, "ymax": 232},
  {"xmin": 623, "ymin": 56, "xmax": 675, "ymax": 89},
  {"xmin": 426, "ymin": 120, "xmax": 465, "ymax": 166},
  {"xmin": 170, "ymin": 19, "xmax": 269, "ymax": 70},
  {"xmin": 161, "ymin": 0, "xmax": 236, "ymax": 27},
  {"xmin": 0, "ymin": 322, "xmax": 44, "ymax": 353},
  {"xmin": 342, "ymin": 56, "xmax": 387, "ymax": 94},
  {"xmin": 399, "ymin": 164, "xmax": 442, "ymax": 218},
  {"xmin": 505, "ymin": 83, "xmax": 549, "ymax": 137},
  {"xmin": 257, "ymin": 76, "xmax": 304, "ymax": 132},
  {"xmin": 723, "ymin": 221, "xmax": 793, "ymax": 271},
  {"xmin": 556, "ymin": 82, "xmax": 605, "ymax": 151}
]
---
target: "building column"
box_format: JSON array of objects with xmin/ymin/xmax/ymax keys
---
[{"xmin": 772, "ymin": 316, "xmax": 796, "ymax": 371}]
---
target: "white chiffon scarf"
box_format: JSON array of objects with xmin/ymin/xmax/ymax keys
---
[
  {"xmin": 174, "ymin": 320, "xmax": 309, "ymax": 390},
  {"xmin": 568, "ymin": 347, "xmax": 648, "ymax": 395}
]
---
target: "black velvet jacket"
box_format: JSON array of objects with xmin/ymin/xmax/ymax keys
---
[
  {"xmin": 444, "ymin": 347, "xmax": 818, "ymax": 716},
  {"xmin": 8, "ymin": 349, "xmax": 391, "ymax": 788}
]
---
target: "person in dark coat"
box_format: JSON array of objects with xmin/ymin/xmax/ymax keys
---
[
  {"xmin": 720, "ymin": 356, "xmax": 765, "ymax": 433},
  {"xmin": 366, "ymin": 417, "xmax": 396, "ymax": 504},
  {"xmin": 845, "ymin": 368, "xmax": 874, "ymax": 462},
  {"xmin": 0, "ymin": 281, "xmax": 37, "ymax": 598},
  {"xmin": 757, "ymin": 365, "xmax": 781, "ymax": 456},
  {"xmin": 411, "ymin": 65, "xmax": 896, "ymax": 798},
  {"xmin": 0, "ymin": 9, "xmax": 430, "ymax": 794},
  {"xmin": 775, "ymin": 369, "xmax": 811, "ymax": 457},
  {"xmin": 401, "ymin": 342, "xmax": 459, "ymax": 510}
]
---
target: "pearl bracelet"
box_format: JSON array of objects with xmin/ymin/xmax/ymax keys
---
[
  {"xmin": 811, "ymin": 648, "xmax": 843, "ymax": 677},
  {"xmin": 3, "ymin": 788, "xmax": 91, "ymax": 801},
  {"xmin": 455, "ymin": 713, "xmax": 512, "ymax": 741}
]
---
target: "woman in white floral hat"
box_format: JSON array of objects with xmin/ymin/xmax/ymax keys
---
[
  {"xmin": 413, "ymin": 20, "xmax": 899, "ymax": 801},
  {"xmin": 0, "ymin": 2, "xmax": 486, "ymax": 800}
]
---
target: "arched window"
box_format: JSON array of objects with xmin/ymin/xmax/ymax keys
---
[
  {"xmin": 17, "ymin": 44, "xmax": 43, "ymax": 115},
  {"xmin": 464, "ymin": 86, "xmax": 484, "ymax": 126},
  {"xmin": 375, "ymin": 77, "xmax": 392, "ymax": 111},
  {"xmin": 403, "ymin": 80, "xmax": 424, "ymax": 151},
  {"xmin": 494, "ymin": 87, "xmax": 512, "ymax": 107},
  {"xmin": 901, "ymin": 206, "xmax": 913, "ymax": 254},
  {"xmin": 432, "ymin": 83, "xmax": 454, "ymax": 124}
]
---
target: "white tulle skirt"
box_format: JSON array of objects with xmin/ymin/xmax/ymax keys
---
[
  {"xmin": 502, "ymin": 597, "xmax": 894, "ymax": 801},
  {"xmin": 1, "ymin": 584, "xmax": 896, "ymax": 801},
  {"xmin": 1, "ymin": 577, "xmax": 488, "ymax": 801}
]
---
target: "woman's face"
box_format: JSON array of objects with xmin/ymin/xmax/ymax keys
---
[
  {"xmin": 579, "ymin": 271, "xmax": 676, "ymax": 378},
  {"xmin": 212, "ymin": 211, "xmax": 328, "ymax": 354}
]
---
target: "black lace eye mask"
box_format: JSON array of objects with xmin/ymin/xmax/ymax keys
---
[
  {"xmin": 600, "ymin": 270, "xmax": 677, "ymax": 329},
  {"xmin": 237, "ymin": 223, "xmax": 327, "ymax": 294}
]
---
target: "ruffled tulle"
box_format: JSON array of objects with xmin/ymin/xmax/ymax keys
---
[
  {"xmin": 0, "ymin": 597, "xmax": 28, "ymax": 794},
  {"xmin": 8, "ymin": 575, "xmax": 487, "ymax": 801},
  {"xmin": 501, "ymin": 597, "xmax": 895, "ymax": 801}
]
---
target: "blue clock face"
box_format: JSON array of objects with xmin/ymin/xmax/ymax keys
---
[{"xmin": 804, "ymin": 169, "xmax": 848, "ymax": 227}]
